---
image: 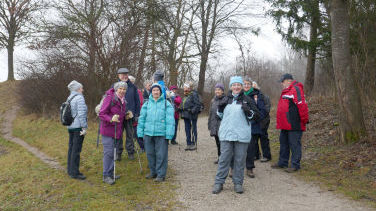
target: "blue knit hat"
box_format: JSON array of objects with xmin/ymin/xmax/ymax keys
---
[
  {"xmin": 229, "ymin": 76, "xmax": 243, "ymax": 87},
  {"xmin": 150, "ymin": 83, "xmax": 162, "ymax": 93}
]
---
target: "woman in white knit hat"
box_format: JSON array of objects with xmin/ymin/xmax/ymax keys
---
[{"xmin": 66, "ymin": 80, "xmax": 88, "ymax": 180}]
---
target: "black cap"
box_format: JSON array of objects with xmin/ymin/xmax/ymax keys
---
[
  {"xmin": 279, "ymin": 73, "xmax": 293, "ymax": 82},
  {"xmin": 117, "ymin": 67, "xmax": 129, "ymax": 74}
]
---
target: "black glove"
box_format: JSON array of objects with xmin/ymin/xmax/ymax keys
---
[{"xmin": 242, "ymin": 103, "xmax": 252, "ymax": 117}]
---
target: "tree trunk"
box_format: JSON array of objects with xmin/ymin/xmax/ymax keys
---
[
  {"xmin": 330, "ymin": 0, "xmax": 366, "ymax": 143},
  {"xmin": 197, "ymin": 50, "xmax": 208, "ymax": 95},
  {"xmin": 151, "ymin": 22, "xmax": 157, "ymax": 73},
  {"xmin": 304, "ymin": 0, "xmax": 319, "ymax": 96},
  {"xmin": 7, "ymin": 41, "xmax": 15, "ymax": 81},
  {"xmin": 137, "ymin": 27, "xmax": 150, "ymax": 84}
]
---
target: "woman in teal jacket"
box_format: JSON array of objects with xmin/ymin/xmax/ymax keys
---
[{"xmin": 137, "ymin": 83, "xmax": 175, "ymax": 182}]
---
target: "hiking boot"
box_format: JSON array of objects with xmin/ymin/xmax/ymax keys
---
[
  {"xmin": 116, "ymin": 154, "xmax": 122, "ymax": 161},
  {"xmin": 71, "ymin": 174, "xmax": 86, "ymax": 180},
  {"xmin": 254, "ymin": 156, "xmax": 260, "ymax": 161},
  {"xmin": 154, "ymin": 177, "xmax": 165, "ymax": 182},
  {"xmin": 185, "ymin": 145, "xmax": 191, "ymax": 151},
  {"xmin": 103, "ymin": 176, "xmax": 115, "ymax": 185},
  {"xmin": 229, "ymin": 169, "xmax": 233, "ymax": 178},
  {"xmin": 246, "ymin": 169, "xmax": 255, "ymax": 178},
  {"xmin": 234, "ymin": 184, "xmax": 244, "ymax": 194},
  {"xmin": 128, "ymin": 154, "xmax": 135, "ymax": 160},
  {"xmin": 260, "ymin": 157, "xmax": 271, "ymax": 162},
  {"xmin": 285, "ymin": 167, "xmax": 299, "ymax": 173},
  {"xmin": 145, "ymin": 173, "xmax": 157, "ymax": 179},
  {"xmin": 271, "ymin": 163, "xmax": 286, "ymax": 169},
  {"xmin": 214, "ymin": 159, "xmax": 219, "ymax": 164},
  {"xmin": 171, "ymin": 140, "xmax": 178, "ymax": 145},
  {"xmin": 212, "ymin": 184, "xmax": 223, "ymax": 194},
  {"xmin": 190, "ymin": 145, "xmax": 197, "ymax": 150}
]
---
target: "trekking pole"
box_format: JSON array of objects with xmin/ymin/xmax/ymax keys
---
[
  {"xmin": 114, "ymin": 122, "xmax": 117, "ymax": 181},
  {"xmin": 131, "ymin": 123, "xmax": 143, "ymax": 174},
  {"xmin": 134, "ymin": 138, "xmax": 143, "ymax": 174},
  {"xmin": 96, "ymin": 120, "xmax": 101, "ymax": 148}
]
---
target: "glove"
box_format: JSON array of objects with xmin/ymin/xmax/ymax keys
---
[
  {"xmin": 111, "ymin": 114, "xmax": 120, "ymax": 123},
  {"xmin": 241, "ymin": 103, "xmax": 252, "ymax": 117},
  {"xmin": 125, "ymin": 111, "xmax": 133, "ymax": 120},
  {"xmin": 80, "ymin": 129, "xmax": 87, "ymax": 136}
]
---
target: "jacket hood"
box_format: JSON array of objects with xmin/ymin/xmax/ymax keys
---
[{"xmin": 285, "ymin": 80, "xmax": 303, "ymax": 92}]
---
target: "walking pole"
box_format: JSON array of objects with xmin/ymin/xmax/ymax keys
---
[
  {"xmin": 114, "ymin": 122, "xmax": 117, "ymax": 181},
  {"xmin": 96, "ymin": 120, "xmax": 101, "ymax": 148},
  {"xmin": 131, "ymin": 124, "xmax": 143, "ymax": 174}
]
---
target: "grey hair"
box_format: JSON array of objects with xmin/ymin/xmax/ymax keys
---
[
  {"xmin": 243, "ymin": 76, "xmax": 252, "ymax": 83},
  {"xmin": 252, "ymin": 81, "xmax": 260, "ymax": 89},
  {"xmin": 114, "ymin": 81, "xmax": 128, "ymax": 91},
  {"xmin": 144, "ymin": 80, "xmax": 152, "ymax": 87},
  {"xmin": 128, "ymin": 75, "xmax": 136, "ymax": 83}
]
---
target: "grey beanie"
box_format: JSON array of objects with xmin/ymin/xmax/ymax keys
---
[
  {"xmin": 114, "ymin": 81, "xmax": 128, "ymax": 91},
  {"xmin": 117, "ymin": 67, "xmax": 129, "ymax": 74},
  {"xmin": 67, "ymin": 80, "xmax": 83, "ymax": 92},
  {"xmin": 153, "ymin": 70, "xmax": 164, "ymax": 81}
]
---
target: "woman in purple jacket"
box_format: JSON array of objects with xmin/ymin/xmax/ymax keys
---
[{"xmin": 99, "ymin": 81, "xmax": 127, "ymax": 185}]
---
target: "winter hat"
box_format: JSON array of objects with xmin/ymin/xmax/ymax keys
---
[
  {"xmin": 169, "ymin": 85, "xmax": 178, "ymax": 90},
  {"xmin": 114, "ymin": 81, "xmax": 128, "ymax": 91},
  {"xmin": 67, "ymin": 80, "xmax": 83, "ymax": 92},
  {"xmin": 279, "ymin": 73, "xmax": 293, "ymax": 82},
  {"xmin": 229, "ymin": 76, "xmax": 243, "ymax": 87},
  {"xmin": 151, "ymin": 83, "xmax": 162, "ymax": 93},
  {"xmin": 153, "ymin": 70, "xmax": 164, "ymax": 81},
  {"xmin": 117, "ymin": 67, "xmax": 129, "ymax": 74},
  {"xmin": 214, "ymin": 83, "xmax": 224, "ymax": 91}
]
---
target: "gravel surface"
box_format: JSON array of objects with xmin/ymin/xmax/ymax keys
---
[{"xmin": 168, "ymin": 117, "xmax": 373, "ymax": 211}]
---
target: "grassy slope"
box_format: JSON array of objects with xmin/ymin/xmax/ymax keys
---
[
  {"xmin": 268, "ymin": 99, "xmax": 376, "ymax": 208},
  {"xmin": 0, "ymin": 82, "xmax": 179, "ymax": 210}
]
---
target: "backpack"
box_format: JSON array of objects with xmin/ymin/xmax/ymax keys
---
[
  {"xmin": 60, "ymin": 94, "xmax": 78, "ymax": 126},
  {"xmin": 95, "ymin": 94, "xmax": 116, "ymax": 116},
  {"xmin": 194, "ymin": 92, "xmax": 204, "ymax": 113}
]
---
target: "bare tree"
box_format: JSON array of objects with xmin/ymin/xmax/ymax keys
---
[
  {"xmin": 330, "ymin": 0, "xmax": 366, "ymax": 143},
  {"xmin": 192, "ymin": 0, "xmax": 247, "ymax": 95},
  {"xmin": 0, "ymin": 0, "xmax": 44, "ymax": 81}
]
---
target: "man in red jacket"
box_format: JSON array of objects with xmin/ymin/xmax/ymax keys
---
[{"xmin": 272, "ymin": 73, "xmax": 309, "ymax": 173}]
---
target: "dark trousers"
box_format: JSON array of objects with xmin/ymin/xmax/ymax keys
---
[
  {"xmin": 183, "ymin": 118, "xmax": 197, "ymax": 146},
  {"xmin": 133, "ymin": 125, "xmax": 144, "ymax": 150},
  {"xmin": 214, "ymin": 135, "xmax": 221, "ymax": 157},
  {"xmin": 172, "ymin": 119, "xmax": 179, "ymax": 142},
  {"xmin": 246, "ymin": 134, "xmax": 258, "ymax": 170},
  {"xmin": 278, "ymin": 130, "xmax": 303, "ymax": 169},
  {"xmin": 67, "ymin": 131, "xmax": 84, "ymax": 176},
  {"xmin": 254, "ymin": 128, "xmax": 271, "ymax": 160},
  {"xmin": 117, "ymin": 119, "xmax": 135, "ymax": 156}
]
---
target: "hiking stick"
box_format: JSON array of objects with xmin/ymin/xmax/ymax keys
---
[
  {"xmin": 114, "ymin": 122, "xmax": 117, "ymax": 181},
  {"xmin": 96, "ymin": 120, "xmax": 101, "ymax": 148},
  {"xmin": 131, "ymin": 120, "xmax": 143, "ymax": 174}
]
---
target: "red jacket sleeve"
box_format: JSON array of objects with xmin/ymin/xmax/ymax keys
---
[{"xmin": 291, "ymin": 84, "xmax": 309, "ymax": 124}]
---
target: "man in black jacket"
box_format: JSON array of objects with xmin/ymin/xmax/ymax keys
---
[{"xmin": 116, "ymin": 68, "xmax": 140, "ymax": 160}]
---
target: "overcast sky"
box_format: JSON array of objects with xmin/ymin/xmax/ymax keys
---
[{"xmin": 0, "ymin": 1, "xmax": 286, "ymax": 82}]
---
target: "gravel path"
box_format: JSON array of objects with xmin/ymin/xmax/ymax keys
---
[
  {"xmin": 168, "ymin": 117, "xmax": 373, "ymax": 211},
  {"xmin": 0, "ymin": 106, "xmax": 63, "ymax": 170}
]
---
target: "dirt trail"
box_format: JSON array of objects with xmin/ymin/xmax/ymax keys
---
[
  {"xmin": 0, "ymin": 106, "xmax": 63, "ymax": 170},
  {"xmin": 169, "ymin": 117, "xmax": 373, "ymax": 211}
]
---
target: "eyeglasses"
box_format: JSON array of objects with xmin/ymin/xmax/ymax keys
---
[{"xmin": 244, "ymin": 83, "xmax": 251, "ymax": 86}]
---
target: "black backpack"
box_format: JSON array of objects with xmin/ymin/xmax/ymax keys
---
[{"xmin": 60, "ymin": 94, "xmax": 78, "ymax": 126}]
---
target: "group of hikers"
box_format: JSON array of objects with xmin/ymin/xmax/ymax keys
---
[{"xmin": 64, "ymin": 68, "xmax": 309, "ymax": 193}]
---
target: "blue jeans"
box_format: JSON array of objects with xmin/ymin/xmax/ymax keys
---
[
  {"xmin": 278, "ymin": 130, "xmax": 303, "ymax": 169},
  {"xmin": 184, "ymin": 118, "xmax": 197, "ymax": 146},
  {"xmin": 215, "ymin": 141, "xmax": 249, "ymax": 185},
  {"xmin": 172, "ymin": 119, "xmax": 179, "ymax": 142},
  {"xmin": 144, "ymin": 135, "xmax": 168, "ymax": 178},
  {"xmin": 102, "ymin": 135, "xmax": 115, "ymax": 177}
]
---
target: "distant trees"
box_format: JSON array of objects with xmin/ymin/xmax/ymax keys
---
[{"xmin": 0, "ymin": 0, "xmax": 44, "ymax": 81}]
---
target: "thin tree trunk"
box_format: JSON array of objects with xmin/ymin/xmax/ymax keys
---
[
  {"xmin": 330, "ymin": 0, "xmax": 366, "ymax": 143},
  {"xmin": 151, "ymin": 22, "xmax": 157, "ymax": 73},
  {"xmin": 137, "ymin": 27, "xmax": 150, "ymax": 83},
  {"xmin": 197, "ymin": 50, "xmax": 208, "ymax": 95},
  {"xmin": 304, "ymin": 0, "xmax": 319, "ymax": 96}
]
